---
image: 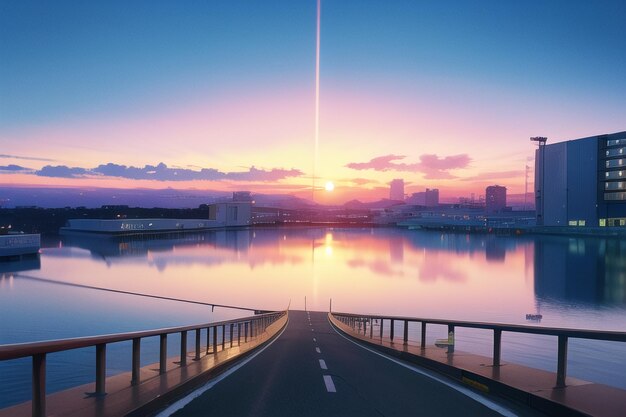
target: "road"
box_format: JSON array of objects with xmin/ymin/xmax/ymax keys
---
[{"xmin": 170, "ymin": 310, "xmax": 541, "ymax": 417}]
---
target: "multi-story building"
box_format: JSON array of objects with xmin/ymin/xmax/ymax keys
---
[
  {"xmin": 424, "ymin": 188, "xmax": 439, "ymax": 207},
  {"xmin": 535, "ymin": 131, "xmax": 626, "ymax": 227},
  {"xmin": 407, "ymin": 188, "xmax": 439, "ymax": 207},
  {"xmin": 486, "ymin": 185, "xmax": 506, "ymax": 212},
  {"xmin": 389, "ymin": 179, "xmax": 405, "ymax": 201}
]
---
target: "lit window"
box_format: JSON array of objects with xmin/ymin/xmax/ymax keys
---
[
  {"xmin": 599, "ymin": 219, "xmax": 606, "ymax": 227},
  {"xmin": 578, "ymin": 220, "xmax": 586, "ymax": 226},
  {"xmin": 568, "ymin": 220, "xmax": 577, "ymax": 226}
]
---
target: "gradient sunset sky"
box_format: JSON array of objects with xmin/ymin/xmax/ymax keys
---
[{"xmin": 1, "ymin": 0, "xmax": 625, "ymax": 204}]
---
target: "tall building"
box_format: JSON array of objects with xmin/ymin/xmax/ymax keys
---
[
  {"xmin": 389, "ymin": 179, "xmax": 404, "ymax": 201},
  {"xmin": 424, "ymin": 188, "xmax": 439, "ymax": 207},
  {"xmin": 486, "ymin": 185, "xmax": 506, "ymax": 212},
  {"xmin": 535, "ymin": 131, "xmax": 626, "ymax": 227}
]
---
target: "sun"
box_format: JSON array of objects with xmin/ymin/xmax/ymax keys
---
[{"xmin": 325, "ymin": 181, "xmax": 335, "ymax": 192}]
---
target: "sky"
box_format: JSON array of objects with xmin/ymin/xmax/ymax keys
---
[{"xmin": 1, "ymin": 0, "xmax": 625, "ymax": 204}]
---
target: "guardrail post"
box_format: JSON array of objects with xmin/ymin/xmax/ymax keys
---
[
  {"xmin": 95, "ymin": 343, "xmax": 106, "ymax": 395},
  {"xmin": 212, "ymin": 326, "xmax": 218, "ymax": 354},
  {"xmin": 245, "ymin": 322, "xmax": 249, "ymax": 342},
  {"xmin": 222, "ymin": 325, "xmax": 226, "ymax": 349},
  {"xmin": 206, "ymin": 327, "xmax": 210, "ymax": 354},
  {"xmin": 180, "ymin": 331, "xmax": 187, "ymax": 366},
  {"xmin": 159, "ymin": 334, "xmax": 167, "ymax": 374},
  {"xmin": 195, "ymin": 329, "xmax": 201, "ymax": 360},
  {"xmin": 363, "ymin": 318, "xmax": 367, "ymax": 335},
  {"xmin": 32, "ymin": 353, "xmax": 46, "ymax": 417},
  {"xmin": 390, "ymin": 319, "xmax": 395, "ymax": 342},
  {"xmin": 493, "ymin": 329, "xmax": 502, "ymax": 367},
  {"xmin": 403, "ymin": 320, "xmax": 409, "ymax": 345},
  {"xmin": 238, "ymin": 323, "xmax": 242, "ymax": 345},
  {"xmin": 380, "ymin": 319, "xmax": 384, "ymax": 339},
  {"xmin": 557, "ymin": 335, "xmax": 568, "ymax": 387},
  {"xmin": 230, "ymin": 323, "xmax": 234, "ymax": 347},
  {"xmin": 447, "ymin": 325, "xmax": 455, "ymax": 354},
  {"xmin": 370, "ymin": 318, "xmax": 373, "ymax": 338},
  {"xmin": 132, "ymin": 338, "xmax": 141, "ymax": 385},
  {"xmin": 421, "ymin": 322, "xmax": 426, "ymax": 349}
]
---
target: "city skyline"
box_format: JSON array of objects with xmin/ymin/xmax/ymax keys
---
[{"xmin": 1, "ymin": 1, "xmax": 625, "ymax": 205}]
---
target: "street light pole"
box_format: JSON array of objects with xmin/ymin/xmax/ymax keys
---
[{"xmin": 530, "ymin": 137, "xmax": 548, "ymax": 225}]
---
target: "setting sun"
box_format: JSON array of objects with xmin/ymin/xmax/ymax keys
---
[{"xmin": 325, "ymin": 181, "xmax": 335, "ymax": 192}]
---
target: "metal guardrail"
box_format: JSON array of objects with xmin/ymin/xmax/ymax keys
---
[
  {"xmin": 0, "ymin": 310, "xmax": 286, "ymax": 417},
  {"xmin": 331, "ymin": 311, "xmax": 626, "ymax": 388}
]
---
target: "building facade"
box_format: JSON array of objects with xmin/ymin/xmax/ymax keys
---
[
  {"xmin": 485, "ymin": 185, "xmax": 506, "ymax": 212},
  {"xmin": 535, "ymin": 131, "xmax": 626, "ymax": 227}
]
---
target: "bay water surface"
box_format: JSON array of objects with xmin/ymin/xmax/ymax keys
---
[{"xmin": 1, "ymin": 227, "xmax": 625, "ymax": 408}]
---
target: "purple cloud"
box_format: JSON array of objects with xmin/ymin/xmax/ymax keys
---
[
  {"xmin": 224, "ymin": 166, "xmax": 302, "ymax": 182},
  {"xmin": 0, "ymin": 164, "xmax": 32, "ymax": 172},
  {"xmin": 346, "ymin": 154, "xmax": 406, "ymax": 171},
  {"xmin": 31, "ymin": 162, "xmax": 302, "ymax": 182},
  {"xmin": 418, "ymin": 154, "xmax": 471, "ymax": 179},
  {"xmin": 92, "ymin": 162, "xmax": 218, "ymax": 181},
  {"xmin": 0, "ymin": 154, "xmax": 56, "ymax": 162},
  {"xmin": 346, "ymin": 153, "xmax": 471, "ymax": 179},
  {"xmin": 349, "ymin": 178, "xmax": 377, "ymax": 185},
  {"xmin": 37, "ymin": 165, "xmax": 88, "ymax": 178}
]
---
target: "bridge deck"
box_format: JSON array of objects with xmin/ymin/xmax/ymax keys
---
[{"xmin": 170, "ymin": 310, "xmax": 539, "ymax": 417}]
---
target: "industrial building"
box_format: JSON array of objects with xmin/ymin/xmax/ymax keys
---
[
  {"xmin": 61, "ymin": 201, "xmax": 252, "ymax": 235},
  {"xmin": 535, "ymin": 131, "xmax": 626, "ymax": 227}
]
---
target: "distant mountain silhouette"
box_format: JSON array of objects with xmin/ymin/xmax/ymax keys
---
[
  {"xmin": 252, "ymin": 194, "xmax": 316, "ymax": 209},
  {"xmin": 0, "ymin": 186, "xmax": 317, "ymax": 210}
]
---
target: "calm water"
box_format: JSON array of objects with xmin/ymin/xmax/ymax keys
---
[{"xmin": 1, "ymin": 227, "xmax": 625, "ymax": 408}]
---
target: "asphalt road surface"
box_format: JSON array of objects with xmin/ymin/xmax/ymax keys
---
[{"xmin": 171, "ymin": 310, "xmax": 541, "ymax": 417}]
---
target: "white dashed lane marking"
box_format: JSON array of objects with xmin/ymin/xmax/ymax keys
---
[
  {"xmin": 323, "ymin": 375, "xmax": 336, "ymax": 392},
  {"xmin": 315, "ymin": 347, "xmax": 321, "ymax": 354},
  {"xmin": 313, "ymin": 338, "xmax": 316, "ymax": 342},
  {"xmin": 319, "ymin": 359, "xmax": 328, "ymax": 370}
]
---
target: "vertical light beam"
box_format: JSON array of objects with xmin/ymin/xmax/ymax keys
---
[{"xmin": 313, "ymin": 0, "xmax": 321, "ymax": 202}]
